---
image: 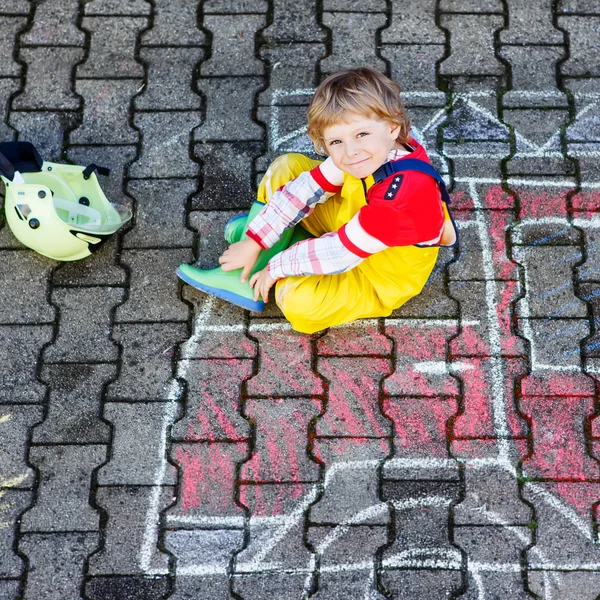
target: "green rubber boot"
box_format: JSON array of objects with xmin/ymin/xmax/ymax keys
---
[{"xmin": 177, "ymin": 201, "xmax": 310, "ymax": 311}]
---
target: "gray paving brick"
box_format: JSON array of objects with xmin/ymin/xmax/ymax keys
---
[
  {"xmin": 33, "ymin": 363, "xmax": 114, "ymax": 444},
  {"xmin": 21, "ymin": 0, "xmax": 84, "ymax": 46},
  {"xmin": 129, "ymin": 112, "xmax": 201, "ymax": 178},
  {"xmin": 140, "ymin": 0, "xmax": 205, "ymax": 47},
  {"xmin": 233, "ymin": 574, "xmax": 309, "ymax": 600},
  {"xmin": 204, "ymin": 0, "xmax": 268, "ymax": 11},
  {"xmin": 455, "ymin": 526, "xmax": 531, "ymax": 599},
  {"xmin": 115, "ymin": 248, "xmax": 191, "ymax": 322},
  {"xmin": 449, "ymin": 281, "xmax": 526, "ymax": 357},
  {"xmin": 43, "ymin": 286, "xmax": 123, "ymax": 363},
  {"xmin": 307, "ymin": 525, "xmax": 388, "ymax": 599},
  {"xmin": 0, "ymin": 325, "xmax": 52, "ymax": 403},
  {"xmin": 200, "ymin": 15, "xmax": 265, "ymax": 76},
  {"xmin": 0, "ymin": 1, "xmax": 29, "ymax": 13},
  {"xmin": 506, "ymin": 155, "xmax": 576, "ymax": 178},
  {"xmin": 316, "ymin": 357, "xmax": 390, "ymax": 437},
  {"xmin": 191, "ymin": 142, "xmax": 263, "ymax": 210},
  {"xmin": 124, "ymin": 179, "xmax": 194, "ymax": 249},
  {"xmin": 246, "ymin": 322, "xmax": 323, "ymax": 396},
  {"xmin": 529, "ymin": 571, "xmax": 600, "ymax": 600},
  {"xmin": 187, "ymin": 209, "xmax": 237, "ymax": 267},
  {"xmin": 107, "ymin": 322, "xmax": 187, "ymax": 401},
  {"xmin": 439, "ymin": 0, "xmax": 502, "ymax": 10},
  {"xmin": 442, "ymin": 98, "xmax": 509, "ymax": 141},
  {"xmin": 21, "ymin": 445, "xmax": 105, "ymax": 532},
  {"xmin": 320, "ymin": 12, "xmax": 387, "ymax": 75},
  {"xmin": 439, "ymin": 14, "xmax": 505, "ymax": 77},
  {"xmin": 0, "ymin": 78, "xmax": 18, "ymax": 141},
  {"xmin": 381, "ymin": 569, "xmax": 463, "ymax": 600},
  {"xmin": 513, "ymin": 245, "xmax": 586, "ymax": 319},
  {"xmin": 581, "ymin": 283, "xmax": 600, "ymax": 361},
  {"xmin": 13, "ymin": 47, "xmax": 83, "ymax": 110},
  {"xmin": 557, "ymin": 15, "xmax": 600, "ymax": 76},
  {"xmin": 310, "ymin": 438, "xmax": 389, "ymax": 525},
  {"xmin": 0, "ymin": 405, "xmax": 43, "ymax": 489},
  {"xmin": 0, "ymin": 17, "xmax": 27, "ymax": 77},
  {"xmin": 9, "ymin": 111, "xmax": 78, "ymax": 162},
  {"xmin": 195, "ymin": 78, "xmax": 263, "ymax": 141},
  {"xmin": 503, "ymin": 108, "xmax": 570, "ymax": 150},
  {"xmin": 168, "ymin": 442, "xmax": 247, "ymax": 521},
  {"xmin": 324, "ymin": 0, "xmax": 385, "ymax": 9},
  {"xmin": 558, "ymin": 0, "xmax": 600, "ymax": 11},
  {"xmin": 500, "ymin": 46, "xmax": 568, "ymax": 107},
  {"xmin": 567, "ymin": 95, "xmax": 600, "ymax": 142},
  {"xmin": 317, "ymin": 320, "xmax": 392, "ymax": 356},
  {"xmin": 99, "ymin": 403, "xmax": 176, "ymax": 485},
  {"xmin": 500, "ymin": 0, "xmax": 564, "ymax": 44},
  {"xmin": 19, "ymin": 532, "xmax": 98, "ymax": 600},
  {"xmin": 263, "ymin": 0, "xmax": 326, "ymax": 43},
  {"xmin": 511, "ymin": 221, "xmax": 580, "ymax": 246},
  {"xmin": 171, "ymin": 358, "xmax": 251, "ymax": 441},
  {"xmin": 84, "ymin": 0, "xmax": 150, "ymax": 15},
  {"xmin": 72, "ymin": 79, "xmax": 140, "ymax": 145},
  {"xmin": 0, "ymin": 580, "xmax": 20, "ymax": 599},
  {"xmin": 0, "ymin": 490, "xmax": 31, "ymax": 576},
  {"xmin": 258, "ymin": 45, "xmax": 324, "ymax": 106},
  {"xmin": 168, "ymin": 575, "xmax": 233, "ymax": 600},
  {"xmin": 88, "ymin": 485, "xmax": 172, "ymax": 575},
  {"xmin": 135, "ymin": 48, "xmax": 204, "ymax": 111},
  {"xmin": 78, "ymin": 16, "xmax": 147, "ymax": 78},
  {"xmin": 85, "ymin": 575, "xmax": 171, "ymax": 600},
  {"xmin": 382, "ymin": 1, "xmax": 441, "ymax": 44}
]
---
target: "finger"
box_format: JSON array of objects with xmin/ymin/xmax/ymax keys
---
[{"xmin": 240, "ymin": 265, "xmax": 252, "ymax": 283}]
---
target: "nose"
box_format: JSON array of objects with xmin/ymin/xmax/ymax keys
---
[{"xmin": 345, "ymin": 139, "xmax": 360, "ymax": 157}]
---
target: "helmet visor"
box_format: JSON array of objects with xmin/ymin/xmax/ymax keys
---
[{"xmin": 53, "ymin": 197, "xmax": 132, "ymax": 234}]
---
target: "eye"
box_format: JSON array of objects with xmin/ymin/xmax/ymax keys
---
[
  {"xmin": 328, "ymin": 139, "xmax": 341, "ymax": 146},
  {"xmin": 357, "ymin": 132, "xmax": 369, "ymax": 138}
]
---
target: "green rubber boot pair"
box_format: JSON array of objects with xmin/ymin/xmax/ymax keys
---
[{"xmin": 176, "ymin": 201, "xmax": 311, "ymax": 312}]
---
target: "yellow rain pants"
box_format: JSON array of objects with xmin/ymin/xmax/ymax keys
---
[{"xmin": 256, "ymin": 153, "xmax": 440, "ymax": 334}]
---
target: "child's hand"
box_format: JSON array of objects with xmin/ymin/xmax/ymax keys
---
[
  {"xmin": 219, "ymin": 238, "xmax": 262, "ymax": 282},
  {"xmin": 249, "ymin": 268, "xmax": 277, "ymax": 303}
]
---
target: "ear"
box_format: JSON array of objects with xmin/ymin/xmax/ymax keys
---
[{"xmin": 389, "ymin": 122, "xmax": 400, "ymax": 139}]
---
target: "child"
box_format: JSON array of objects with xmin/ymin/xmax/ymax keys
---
[{"xmin": 177, "ymin": 67, "xmax": 456, "ymax": 334}]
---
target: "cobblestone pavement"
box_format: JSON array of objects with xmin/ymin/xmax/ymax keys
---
[{"xmin": 1, "ymin": 1, "xmax": 600, "ymax": 599}]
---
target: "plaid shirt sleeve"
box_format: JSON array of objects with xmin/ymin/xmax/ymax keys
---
[{"xmin": 246, "ymin": 157, "xmax": 344, "ymax": 249}]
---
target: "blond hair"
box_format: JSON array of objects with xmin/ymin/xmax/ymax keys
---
[{"xmin": 307, "ymin": 67, "xmax": 411, "ymax": 155}]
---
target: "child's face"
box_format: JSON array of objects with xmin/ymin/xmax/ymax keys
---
[{"xmin": 322, "ymin": 113, "xmax": 400, "ymax": 179}]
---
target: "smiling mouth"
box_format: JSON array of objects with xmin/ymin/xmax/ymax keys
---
[{"xmin": 349, "ymin": 158, "xmax": 369, "ymax": 166}]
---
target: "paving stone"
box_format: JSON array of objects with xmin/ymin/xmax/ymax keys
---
[
  {"xmin": 84, "ymin": 0, "xmax": 150, "ymax": 15},
  {"xmin": 577, "ymin": 222, "xmax": 600, "ymax": 281},
  {"xmin": 85, "ymin": 576, "xmax": 171, "ymax": 600},
  {"xmin": 381, "ymin": 0, "xmax": 442, "ymax": 44},
  {"xmin": 453, "ymin": 462, "xmax": 532, "ymax": 525},
  {"xmin": 310, "ymin": 438, "xmax": 390, "ymax": 525},
  {"xmin": 383, "ymin": 396, "xmax": 459, "ymax": 481},
  {"xmin": 513, "ymin": 245, "xmax": 586, "ymax": 319},
  {"xmin": 262, "ymin": 0, "xmax": 326, "ymax": 43},
  {"xmin": 99, "ymin": 403, "xmax": 177, "ymax": 485},
  {"xmin": 573, "ymin": 190, "xmax": 600, "ymax": 214},
  {"xmin": 233, "ymin": 574, "xmax": 309, "ymax": 600},
  {"xmin": 172, "ymin": 359, "xmax": 251, "ymax": 441},
  {"xmin": 581, "ymin": 284, "xmax": 600, "ymax": 362},
  {"xmin": 21, "ymin": 445, "xmax": 105, "ymax": 532},
  {"xmin": 449, "ymin": 281, "xmax": 526, "ymax": 357},
  {"xmin": 239, "ymin": 482, "xmax": 314, "ymax": 517},
  {"xmin": 506, "ymin": 156, "xmax": 576, "ymax": 178},
  {"xmin": 567, "ymin": 97, "xmax": 600, "ymax": 142},
  {"xmin": 0, "ymin": 580, "xmax": 20, "ymax": 599},
  {"xmin": 242, "ymin": 398, "xmax": 319, "ymax": 482},
  {"xmin": 13, "ymin": 47, "xmax": 83, "ymax": 110},
  {"xmin": 195, "ymin": 78, "xmax": 264, "ymax": 141},
  {"xmin": 258, "ymin": 44, "xmax": 324, "ymax": 106},
  {"xmin": 191, "ymin": 142, "xmax": 263, "ymax": 210},
  {"xmin": 449, "ymin": 183, "xmax": 515, "ymax": 212},
  {"xmin": 317, "ymin": 320, "xmax": 391, "ymax": 356},
  {"xmin": 124, "ymin": 179, "xmax": 195, "ymax": 249},
  {"xmin": 0, "ymin": 405, "xmax": 43, "ymax": 489},
  {"xmin": 0, "ymin": 251, "xmax": 56, "ymax": 326},
  {"xmin": 449, "ymin": 210, "xmax": 517, "ymax": 281},
  {"xmin": 135, "ymin": 48, "xmax": 204, "ymax": 111},
  {"xmin": 316, "ymin": 357, "xmax": 390, "ymax": 437},
  {"xmin": 323, "ymin": 0, "xmax": 386, "ymax": 9},
  {"xmin": 500, "ymin": 0, "xmax": 564, "ymax": 44},
  {"xmin": 43, "ymin": 286, "xmax": 123, "ymax": 363},
  {"xmin": 442, "ymin": 97, "xmax": 509, "ymax": 141},
  {"xmin": 0, "ymin": 17, "xmax": 27, "ymax": 77},
  {"xmin": 454, "ymin": 526, "xmax": 532, "ymax": 599},
  {"xmin": 528, "ymin": 570, "xmax": 600, "ymax": 600},
  {"xmin": 307, "ymin": 525, "xmax": 388, "ymax": 600},
  {"xmin": 33, "ymin": 363, "xmax": 114, "ymax": 444},
  {"xmin": 168, "ymin": 442, "xmax": 246, "ymax": 520},
  {"xmin": 452, "ymin": 357, "xmax": 528, "ymax": 440},
  {"xmin": 72, "ymin": 79, "xmax": 140, "ymax": 145},
  {"xmin": 500, "ymin": 46, "xmax": 568, "ymax": 107},
  {"xmin": 0, "ymin": 1, "xmax": 29, "ymax": 13},
  {"xmin": 558, "ymin": 0, "xmax": 600, "ymax": 11},
  {"xmin": 320, "ymin": 12, "xmax": 387, "ymax": 75},
  {"xmin": 187, "ymin": 209, "xmax": 238, "ymax": 267},
  {"xmin": 115, "ymin": 248, "xmax": 191, "ymax": 322},
  {"xmin": 140, "ymin": 0, "xmax": 205, "ymax": 46},
  {"xmin": 107, "ymin": 322, "xmax": 188, "ymax": 401},
  {"xmin": 19, "ymin": 532, "xmax": 98, "ymax": 600},
  {"xmin": 557, "ymin": 16, "xmax": 600, "ymax": 76},
  {"xmin": 0, "ymin": 78, "xmax": 19, "ymax": 141},
  {"xmin": 8, "ymin": 110, "xmax": 78, "ymax": 162},
  {"xmin": 21, "ymin": 0, "xmax": 84, "ymax": 46},
  {"xmin": 381, "ymin": 569, "xmax": 463, "ymax": 600},
  {"xmin": 246, "ymin": 323, "xmax": 323, "ymax": 396},
  {"xmin": 0, "ymin": 325, "xmax": 51, "ymax": 403},
  {"xmin": 503, "ymin": 108, "xmax": 570, "ymax": 151},
  {"xmin": 512, "ymin": 186, "xmax": 570, "ymax": 221},
  {"xmin": 78, "ymin": 16, "xmax": 147, "ymax": 78},
  {"xmin": 204, "ymin": 0, "xmax": 268, "ymax": 11},
  {"xmin": 88, "ymin": 485, "xmax": 172, "ymax": 575},
  {"xmin": 0, "ymin": 490, "xmax": 31, "ymax": 576},
  {"xmin": 520, "ymin": 395, "xmax": 598, "ymax": 480},
  {"xmin": 520, "ymin": 372, "xmax": 595, "ymax": 397},
  {"xmin": 383, "ymin": 320, "xmax": 459, "ymax": 397},
  {"xmin": 130, "ymin": 112, "xmax": 201, "ymax": 178},
  {"xmin": 439, "ymin": 14, "xmax": 505, "ymax": 77},
  {"xmin": 439, "ymin": 0, "xmax": 503, "ymax": 10},
  {"xmin": 200, "ymin": 15, "xmax": 265, "ymax": 76}
]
